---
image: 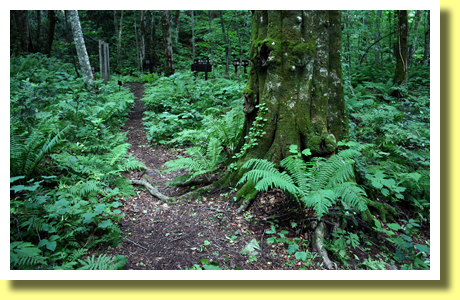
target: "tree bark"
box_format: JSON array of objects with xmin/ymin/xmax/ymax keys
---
[
  {"xmin": 225, "ymin": 11, "xmax": 347, "ymax": 205},
  {"xmin": 43, "ymin": 10, "xmax": 57, "ymax": 57},
  {"xmin": 424, "ymin": 10, "xmax": 430, "ymax": 66},
  {"xmin": 191, "ymin": 10, "xmax": 195, "ymax": 62},
  {"xmin": 407, "ymin": 10, "xmax": 422, "ymax": 67},
  {"xmin": 36, "ymin": 10, "xmax": 41, "ymax": 52},
  {"xmin": 161, "ymin": 10, "xmax": 175, "ymax": 76},
  {"xmin": 173, "ymin": 10, "xmax": 181, "ymax": 45},
  {"xmin": 394, "ymin": 10, "xmax": 409, "ymax": 89},
  {"xmin": 220, "ymin": 11, "xmax": 230, "ymax": 78},
  {"xmin": 208, "ymin": 11, "xmax": 216, "ymax": 77},
  {"xmin": 68, "ymin": 10, "xmax": 93, "ymax": 85},
  {"xmin": 114, "ymin": 11, "xmax": 124, "ymax": 71}
]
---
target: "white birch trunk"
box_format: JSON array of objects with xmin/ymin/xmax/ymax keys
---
[{"xmin": 68, "ymin": 10, "xmax": 93, "ymax": 85}]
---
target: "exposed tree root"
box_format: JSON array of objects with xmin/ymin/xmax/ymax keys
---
[
  {"xmin": 177, "ymin": 182, "xmax": 217, "ymax": 200},
  {"xmin": 312, "ymin": 221, "xmax": 334, "ymax": 270},
  {"xmin": 361, "ymin": 199, "xmax": 398, "ymax": 225},
  {"xmin": 129, "ymin": 179, "xmax": 176, "ymax": 202},
  {"xmin": 235, "ymin": 181, "xmax": 258, "ymax": 214}
]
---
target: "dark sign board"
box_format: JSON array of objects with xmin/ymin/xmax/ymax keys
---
[
  {"xmin": 232, "ymin": 60, "xmax": 249, "ymax": 66},
  {"xmin": 143, "ymin": 54, "xmax": 157, "ymax": 73},
  {"xmin": 233, "ymin": 60, "xmax": 249, "ymax": 73},
  {"xmin": 191, "ymin": 59, "xmax": 212, "ymax": 80}
]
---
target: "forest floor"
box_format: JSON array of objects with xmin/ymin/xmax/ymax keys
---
[{"xmin": 101, "ymin": 82, "xmax": 411, "ymax": 271}]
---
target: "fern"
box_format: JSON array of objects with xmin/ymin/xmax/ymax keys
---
[
  {"xmin": 164, "ymin": 138, "xmax": 224, "ymax": 183},
  {"xmin": 238, "ymin": 146, "xmax": 368, "ymax": 220},
  {"xmin": 10, "ymin": 241, "xmax": 47, "ymax": 269}
]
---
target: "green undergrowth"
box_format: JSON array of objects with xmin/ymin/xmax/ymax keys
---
[
  {"xmin": 10, "ymin": 53, "xmax": 145, "ymax": 270},
  {"xmin": 141, "ymin": 71, "xmax": 244, "ymax": 145}
]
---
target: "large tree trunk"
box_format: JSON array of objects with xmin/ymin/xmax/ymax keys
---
[
  {"xmin": 68, "ymin": 10, "xmax": 93, "ymax": 85},
  {"xmin": 394, "ymin": 10, "xmax": 408, "ymax": 88},
  {"xmin": 238, "ymin": 11, "xmax": 346, "ymax": 167},
  {"xmin": 224, "ymin": 10, "xmax": 347, "ymax": 206},
  {"xmin": 161, "ymin": 10, "xmax": 175, "ymax": 77},
  {"xmin": 43, "ymin": 10, "xmax": 57, "ymax": 57}
]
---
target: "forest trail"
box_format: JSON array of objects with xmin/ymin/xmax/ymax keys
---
[{"xmin": 101, "ymin": 82, "xmax": 312, "ymax": 270}]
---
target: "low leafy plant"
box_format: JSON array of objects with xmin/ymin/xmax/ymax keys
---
[{"xmin": 373, "ymin": 218, "xmax": 430, "ymax": 269}]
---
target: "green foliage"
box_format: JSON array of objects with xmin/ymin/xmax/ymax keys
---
[
  {"xmin": 10, "ymin": 54, "xmax": 141, "ymax": 270},
  {"xmin": 238, "ymin": 145, "xmax": 368, "ymax": 219},
  {"xmin": 142, "ymin": 71, "xmax": 244, "ymax": 144},
  {"xmin": 325, "ymin": 228, "xmax": 360, "ymax": 266},
  {"xmin": 373, "ymin": 218, "xmax": 430, "ymax": 269},
  {"xmin": 187, "ymin": 258, "xmax": 224, "ymax": 270},
  {"xmin": 163, "ymin": 138, "xmax": 224, "ymax": 184}
]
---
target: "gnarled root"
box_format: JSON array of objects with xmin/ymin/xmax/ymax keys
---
[
  {"xmin": 129, "ymin": 179, "xmax": 176, "ymax": 202},
  {"xmin": 312, "ymin": 221, "xmax": 334, "ymax": 270},
  {"xmin": 235, "ymin": 181, "xmax": 258, "ymax": 214}
]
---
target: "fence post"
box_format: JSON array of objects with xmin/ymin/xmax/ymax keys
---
[{"xmin": 99, "ymin": 40, "xmax": 110, "ymax": 84}]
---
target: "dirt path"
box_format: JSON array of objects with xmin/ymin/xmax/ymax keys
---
[{"xmin": 103, "ymin": 82, "xmax": 319, "ymax": 270}]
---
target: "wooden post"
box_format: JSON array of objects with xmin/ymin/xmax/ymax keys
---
[{"xmin": 99, "ymin": 40, "xmax": 110, "ymax": 84}]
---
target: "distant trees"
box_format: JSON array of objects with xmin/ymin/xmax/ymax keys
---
[{"xmin": 9, "ymin": 10, "xmax": 429, "ymax": 82}]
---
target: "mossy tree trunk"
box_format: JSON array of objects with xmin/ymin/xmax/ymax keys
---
[
  {"xmin": 237, "ymin": 10, "xmax": 346, "ymax": 170},
  {"xmin": 226, "ymin": 10, "xmax": 348, "ymax": 206}
]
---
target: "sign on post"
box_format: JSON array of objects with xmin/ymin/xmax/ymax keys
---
[
  {"xmin": 191, "ymin": 59, "xmax": 212, "ymax": 80},
  {"xmin": 98, "ymin": 40, "xmax": 110, "ymax": 83},
  {"xmin": 233, "ymin": 60, "xmax": 249, "ymax": 73},
  {"xmin": 143, "ymin": 54, "xmax": 156, "ymax": 73}
]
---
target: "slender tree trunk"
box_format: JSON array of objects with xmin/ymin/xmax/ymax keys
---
[
  {"xmin": 374, "ymin": 10, "xmax": 382, "ymax": 67},
  {"xmin": 43, "ymin": 10, "xmax": 57, "ymax": 57},
  {"xmin": 139, "ymin": 11, "xmax": 146, "ymax": 72},
  {"xmin": 36, "ymin": 10, "xmax": 41, "ymax": 52},
  {"xmin": 174, "ymin": 10, "xmax": 181, "ymax": 45},
  {"xmin": 220, "ymin": 11, "xmax": 230, "ymax": 78},
  {"xmin": 114, "ymin": 11, "xmax": 124, "ymax": 71},
  {"xmin": 424, "ymin": 10, "xmax": 430, "ymax": 66},
  {"xmin": 235, "ymin": 11, "xmax": 243, "ymax": 79},
  {"xmin": 407, "ymin": 10, "xmax": 422, "ymax": 67},
  {"xmin": 161, "ymin": 10, "xmax": 175, "ymax": 76},
  {"xmin": 394, "ymin": 10, "xmax": 409, "ymax": 88},
  {"xmin": 68, "ymin": 10, "xmax": 93, "ymax": 85},
  {"xmin": 191, "ymin": 10, "xmax": 195, "ymax": 61},
  {"xmin": 208, "ymin": 11, "xmax": 216, "ymax": 77},
  {"xmin": 134, "ymin": 11, "xmax": 141, "ymax": 72}
]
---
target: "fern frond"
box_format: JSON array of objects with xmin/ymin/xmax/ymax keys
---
[
  {"xmin": 333, "ymin": 182, "xmax": 368, "ymax": 211},
  {"xmin": 302, "ymin": 189, "xmax": 336, "ymax": 220},
  {"xmin": 280, "ymin": 155, "xmax": 312, "ymax": 196},
  {"xmin": 314, "ymin": 149, "xmax": 360, "ymax": 190},
  {"xmin": 164, "ymin": 156, "xmax": 201, "ymax": 173},
  {"xmin": 77, "ymin": 254, "xmax": 114, "ymax": 270},
  {"xmin": 107, "ymin": 143, "xmax": 130, "ymax": 166},
  {"xmin": 204, "ymin": 138, "xmax": 224, "ymax": 169},
  {"xmin": 238, "ymin": 159, "xmax": 301, "ymax": 197}
]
